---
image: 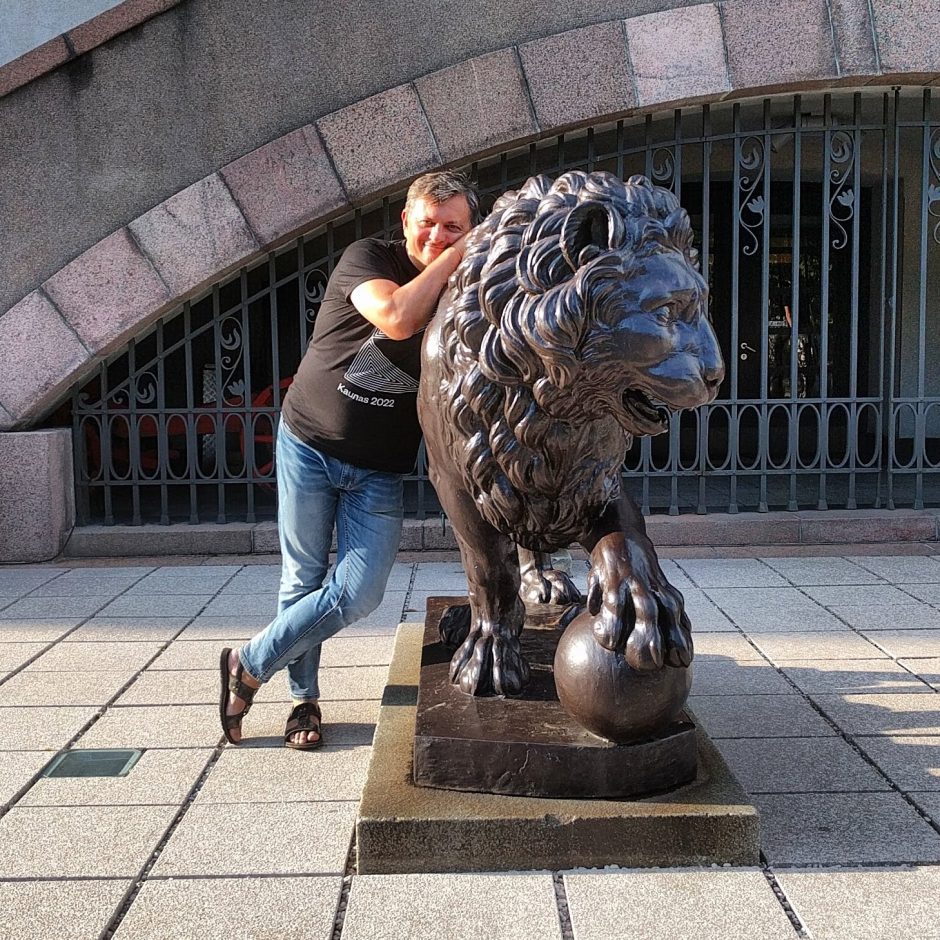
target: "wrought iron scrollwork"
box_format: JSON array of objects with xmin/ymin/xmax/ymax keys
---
[
  {"xmin": 737, "ymin": 136, "xmax": 765, "ymax": 257},
  {"xmin": 928, "ymin": 127, "xmax": 940, "ymax": 247},
  {"xmin": 828, "ymin": 130, "xmax": 856, "ymax": 251},
  {"xmin": 650, "ymin": 147, "xmax": 676, "ymax": 193},
  {"xmin": 304, "ymin": 268, "xmax": 328, "ymax": 323},
  {"xmin": 217, "ymin": 314, "xmax": 245, "ymax": 403}
]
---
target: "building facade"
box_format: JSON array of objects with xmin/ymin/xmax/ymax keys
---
[{"xmin": 1, "ymin": 0, "xmax": 939, "ymax": 560}]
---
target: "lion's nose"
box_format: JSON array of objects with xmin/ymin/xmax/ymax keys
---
[{"xmin": 701, "ymin": 346, "xmax": 725, "ymax": 392}]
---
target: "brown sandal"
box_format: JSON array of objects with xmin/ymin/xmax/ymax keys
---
[
  {"xmin": 219, "ymin": 648, "xmax": 258, "ymax": 745},
  {"xmin": 284, "ymin": 701, "xmax": 323, "ymax": 750}
]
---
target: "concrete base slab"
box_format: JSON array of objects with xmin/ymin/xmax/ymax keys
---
[{"xmin": 356, "ymin": 623, "xmax": 759, "ymax": 874}]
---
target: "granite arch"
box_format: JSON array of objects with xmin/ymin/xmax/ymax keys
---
[{"xmin": 1, "ymin": 0, "xmax": 939, "ymax": 430}]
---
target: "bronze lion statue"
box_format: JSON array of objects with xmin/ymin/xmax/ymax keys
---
[{"xmin": 418, "ymin": 171, "xmax": 724, "ymax": 697}]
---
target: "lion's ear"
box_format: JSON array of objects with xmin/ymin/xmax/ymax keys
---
[{"xmin": 560, "ymin": 201, "xmax": 622, "ymax": 271}]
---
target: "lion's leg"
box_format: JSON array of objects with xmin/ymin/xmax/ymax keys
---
[
  {"xmin": 434, "ymin": 482, "xmax": 529, "ymax": 696},
  {"xmin": 580, "ymin": 494, "xmax": 692, "ymax": 671},
  {"xmin": 517, "ymin": 547, "xmax": 582, "ymax": 606}
]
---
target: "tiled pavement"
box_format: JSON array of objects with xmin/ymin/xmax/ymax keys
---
[{"xmin": 1, "ymin": 549, "xmax": 940, "ymax": 938}]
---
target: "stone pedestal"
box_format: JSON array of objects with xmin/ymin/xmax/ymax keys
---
[
  {"xmin": 0, "ymin": 429, "xmax": 74, "ymax": 562},
  {"xmin": 356, "ymin": 621, "xmax": 760, "ymax": 874}
]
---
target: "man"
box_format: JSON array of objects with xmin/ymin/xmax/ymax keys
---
[{"xmin": 219, "ymin": 170, "xmax": 480, "ymax": 748}]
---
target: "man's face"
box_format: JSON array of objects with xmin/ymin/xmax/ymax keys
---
[{"xmin": 402, "ymin": 194, "xmax": 473, "ymax": 270}]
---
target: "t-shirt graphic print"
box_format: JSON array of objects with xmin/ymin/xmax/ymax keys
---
[{"xmin": 343, "ymin": 327, "xmax": 423, "ymax": 395}]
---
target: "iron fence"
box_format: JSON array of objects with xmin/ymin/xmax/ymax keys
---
[{"xmin": 70, "ymin": 87, "xmax": 940, "ymax": 524}]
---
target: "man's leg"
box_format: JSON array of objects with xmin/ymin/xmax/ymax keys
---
[
  {"xmin": 229, "ymin": 454, "xmax": 403, "ymax": 744},
  {"xmin": 223, "ymin": 422, "xmax": 338, "ymax": 743},
  {"xmin": 279, "ymin": 462, "xmax": 403, "ymax": 743}
]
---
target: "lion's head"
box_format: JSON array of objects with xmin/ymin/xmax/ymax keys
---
[{"xmin": 426, "ymin": 170, "xmax": 725, "ymax": 548}]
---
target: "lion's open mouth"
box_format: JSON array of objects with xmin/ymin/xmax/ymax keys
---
[{"xmin": 621, "ymin": 388, "xmax": 670, "ymax": 432}]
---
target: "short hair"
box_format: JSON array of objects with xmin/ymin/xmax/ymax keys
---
[{"xmin": 405, "ymin": 170, "xmax": 482, "ymax": 226}]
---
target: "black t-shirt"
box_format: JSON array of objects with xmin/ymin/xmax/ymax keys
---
[{"xmin": 281, "ymin": 237, "xmax": 424, "ymax": 473}]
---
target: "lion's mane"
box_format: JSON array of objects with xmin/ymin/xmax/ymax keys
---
[{"xmin": 434, "ymin": 170, "xmax": 696, "ymax": 549}]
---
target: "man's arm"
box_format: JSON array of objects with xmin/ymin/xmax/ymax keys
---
[{"xmin": 349, "ymin": 238, "xmax": 466, "ymax": 340}]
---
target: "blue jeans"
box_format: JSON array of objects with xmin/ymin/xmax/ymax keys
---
[{"xmin": 239, "ymin": 420, "xmax": 403, "ymax": 700}]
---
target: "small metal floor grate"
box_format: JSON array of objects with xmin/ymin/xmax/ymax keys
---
[{"xmin": 43, "ymin": 749, "xmax": 143, "ymax": 778}]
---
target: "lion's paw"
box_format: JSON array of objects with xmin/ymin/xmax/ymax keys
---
[
  {"xmin": 519, "ymin": 568, "xmax": 582, "ymax": 606},
  {"xmin": 450, "ymin": 628, "xmax": 530, "ymax": 696},
  {"xmin": 439, "ymin": 603, "xmax": 471, "ymax": 649}
]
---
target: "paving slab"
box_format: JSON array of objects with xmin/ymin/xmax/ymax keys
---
[
  {"xmin": 691, "ymin": 661, "xmax": 795, "ymax": 695},
  {"xmin": 29, "ymin": 640, "xmax": 162, "ymax": 672},
  {"xmin": 0, "ymin": 640, "xmax": 49, "ymax": 670},
  {"xmin": 704, "ymin": 587, "xmax": 847, "ymax": 632},
  {"xmin": 195, "ymin": 745, "xmax": 371, "ymax": 803},
  {"xmin": 316, "ymin": 666, "xmax": 390, "ymax": 701},
  {"xmin": 149, "ymin": 639, "xmax": 247, "ymax": 670},
  {"xmin": 681, "ymin": 590, "xmax": 736, "ymax": 632},
  {"xmin": 0, "ymin": 670, "xmax": 130, "ymax": 705},
  {"xmin": 0, "ymin": 879, "xmax": 131, "ymax": 940},
  {"xmin": 0, "ymin": 804, "xmax": 178, "ymax": 876},
  {"xmin": 695, "ymin": 633, "xmax": 765, "ymax": 661},
  {"xmin": 776, "ymin": 867, "xmax": 940, "ymax": 940},
  {"xmin": 238, "ymin": 700, "xmax": 379, "ymax": 748},
  {"xmin": 0, "ymin": 750, "xmax": 53, "ymax": 805},
  {"xmin": 811, "ymin": 692, "xmax": 940, "ymax": 736},
  {"xmin": 862, "ymin": 629, "xmax": 940, "ymax": 658},
  {"xmin": 176, "ymin": 616, "xmax": 270, "ymax": 640},
  {"xmin": 676, "ymin": 559, "xmax": 788, "ymax": 588},
  {"xmin": 343, "ymin": 872, "xmax": 561, "ymax": 940},
  {"xmin": 113, "ymin": 876, "xmax": 342, "ymax": 940},
  {"xmin": 45, "ymin": 566, "xmax": 154, "ymax": 580},
  {"xmin": 896, "ymin": 583, "xmax": 940, "ymax": 605},
  {"xmin": 117, "ymin": 669, "xmax": 218, "ymax": 705},
  {"xmin": 910, "ymin": 791, "xmax": 940, "ymax": 822},
  {"xmin": 65, "ymin": 617, "xmax": 189, "ymax": 641},
  {"xmin": 319, "ymin": 636, "xmax": 395, "ymax": 668},
  {"xmin": 97, "ymin": 594, "xmax": 214, "ymax": 618},
  {"xmin": 853, "ymin": 735, "xmax": 940, "ymax": 791},
  {"xmin": 0, "ymin": 569, "xmax": 66, "ymax": 595},
  {"xmin": 828, "ymin": 603, "xmax": 940, "ymax": 630},
  {"xmin": 222, "ymin": 566, "xmax": 281, "ymax": 590},
  {"xmin": 688, "ymin": 694, "xmax": 836, "ymax": 738},
  {"xmin": 27, "ymin": 574, "xmax": 145, "ymax": 596},
  {"xmin": 756, "ymin": 792, "xmax": 940, "ymax": 864},
  {"xmin": 0, "ymin": 595, "xmax": 112, "ymax": 618},
  {"xmin": 760, "ymin": 556, "xmax": 884, "ymax": 585},
  {"xmin": 900, "ymin": 657, "xmax": 940, "ymax": 690},
  {"xmin": 201, "ymin": 593, "xmax": 280, "ymax": 616},
  {"xmin": 124, "ymin": 576, "xmax": 233, "ymax": 596},
  {"xmin": 148, "ymin": 565, "xmax": 243, "ymax": 577},
  {"xmin": 21, "ymin": 747, "xmax": 212, "ymax": 806},
  {"xmin": 749, "ymin": 631, "xmax": 886, "ymax": 662},
  {"xmin": 848, "ymin": 554, "xmax": 940, "ymax": 582},
  {"xmin": 778, "ymin": 659, "xmax": 933, "ymax": 694},
  {"xmin": 80, "ymin": 704, "xmax": 223, "ymax": 748},
  {"xmin": 0, "ymin": 705, "xmax": 97, "ymax": 749},
  {"xmin": 715, "ymin": 736, "xmax": 890, "ymax": 793},
  {"xmin": 152, "ymin": 800, "xmax": 356, "ymax": 875},
  {"xmin": 0, "ymin": 618, "xmax": 81, "ymax": 641},
  {"xmin": 410, "ymin": 562, "xmax": 467, "ymax": 591},
  {"xmin": 803, "ymin": 585, "xmax": 916, "ymax": 607},
  {"xmin": 564, "ymin": 868, "xmax": 794, "ymax": 940}
]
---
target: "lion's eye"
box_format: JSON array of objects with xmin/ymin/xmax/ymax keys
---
[{"xmin": 654, "ymin": 305, "xmax": 675, "ymax": 325}]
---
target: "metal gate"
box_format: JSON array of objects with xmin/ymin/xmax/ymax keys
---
[{"xmin": 70, "ymin": 87, "xmax": 940, "ymax": 525}]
